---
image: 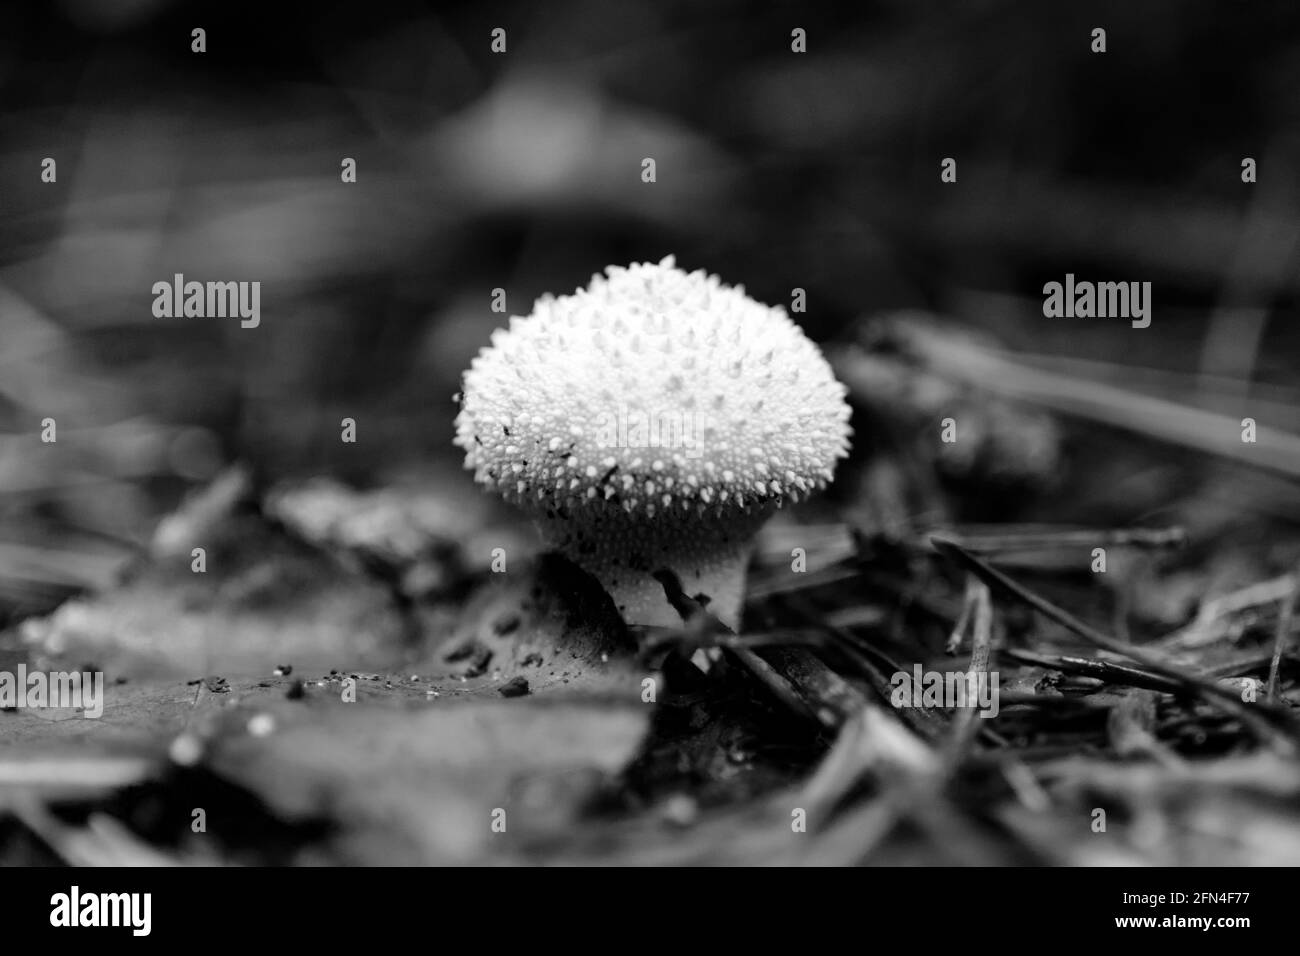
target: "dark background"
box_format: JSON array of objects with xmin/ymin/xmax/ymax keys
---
[{"xmin": 2, "ymin": 0, "xmax": 1298, "ymax": 621}]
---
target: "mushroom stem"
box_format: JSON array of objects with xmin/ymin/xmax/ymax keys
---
[
  {"xmin": 611, "ymin": 546, "xmax": 751, "ymax": 630},
  {"xmin": 534, "ymin": 505, "xmax": 774, "ymax": 630}
]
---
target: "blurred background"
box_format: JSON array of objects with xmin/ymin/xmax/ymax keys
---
[{"xmin": 3, "ymin": 0, "xmax": 1299, "ymax": 627}]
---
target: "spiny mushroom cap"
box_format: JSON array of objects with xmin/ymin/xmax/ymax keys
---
[{"xmin": 454, "ymin": 256, "xmax": 852, "ymax": 521}]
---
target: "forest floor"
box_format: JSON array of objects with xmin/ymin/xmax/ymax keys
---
[{"xmin": 3, "ymin": 317, "xmax": 1298, "ymax": 866}]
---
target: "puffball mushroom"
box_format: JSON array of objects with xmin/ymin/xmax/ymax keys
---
[{"xmin": 454, "ymin": 256, "xmax": 852, "ymax": 630}]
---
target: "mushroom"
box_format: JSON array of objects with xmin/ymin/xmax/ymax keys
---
[{"xmin": 454, "ymin": 256, "xmax": 852, "ymax": 629}]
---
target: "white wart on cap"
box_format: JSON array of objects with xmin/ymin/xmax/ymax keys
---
[{"xmin": 454, "ymin": 256, "xmax": 852, "ymax": 629}]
